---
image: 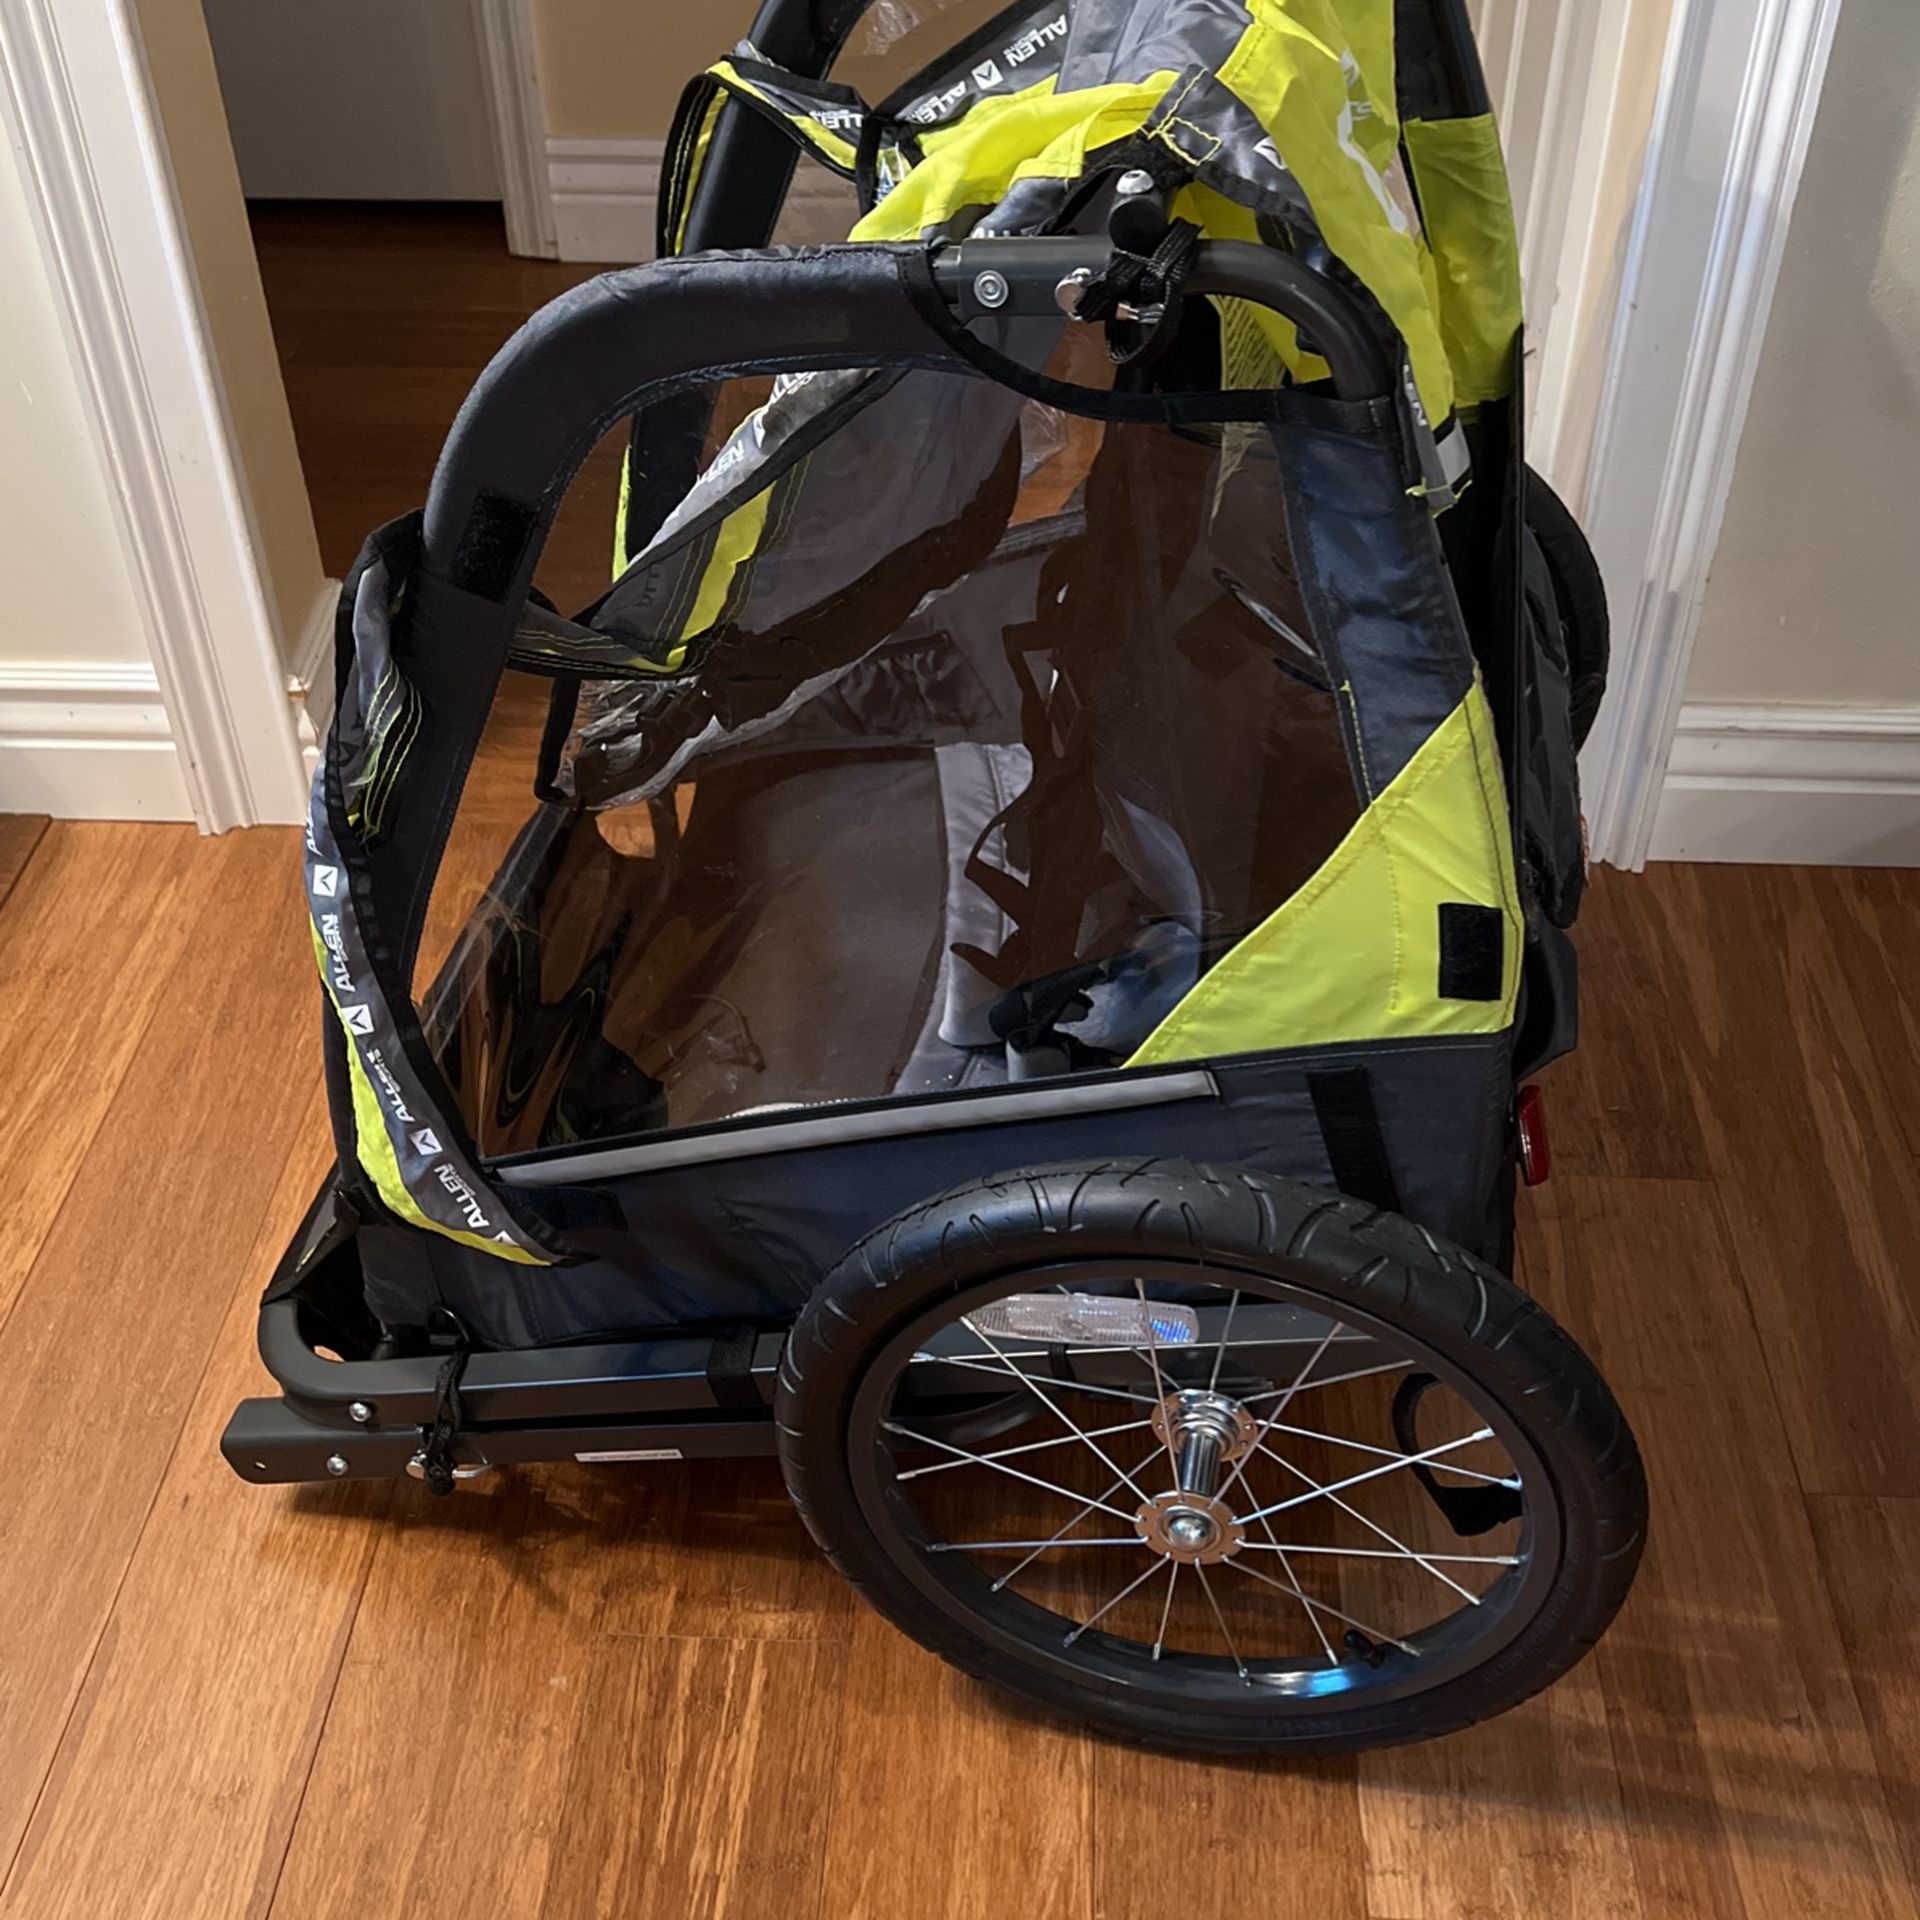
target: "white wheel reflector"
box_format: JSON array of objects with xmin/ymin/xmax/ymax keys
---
[{"xmin": 969, "ymin": 1293, "xmax": 1199, "ymax": 1348}]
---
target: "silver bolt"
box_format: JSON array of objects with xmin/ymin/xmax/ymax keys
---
[
  {"xmin": 1166, "ymin": 1511, "xmax": 1216, "ymax": 1550},
  {"xmin": 348, "ymin": 1401, "xmax": 373, "ymax": 1425},
  {"xmin": 1116, "ymin": 168, "xmax": 1156, "ymax": 198},
  {"xmin": 1055, "ymin": 267, "xmax": 1096, "ymax": 316},
  {"xmin": 972, "ymin": 269, "xmax": 1010, "ymax": 309},
  {"xmin": 325, "ymin": 1454, "xmax": 350, "ymax": 1478}
]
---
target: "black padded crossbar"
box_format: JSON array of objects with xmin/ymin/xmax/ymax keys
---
[{"xmin": 422, "ymin": 236, "xmax": 1391, "ymax": 588}]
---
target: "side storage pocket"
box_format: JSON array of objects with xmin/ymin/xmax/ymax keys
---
[{"xmin": 1517, "ymin": 470, "xmax": 1606, "ymax": 930}]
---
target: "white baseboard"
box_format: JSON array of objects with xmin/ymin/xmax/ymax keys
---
[
  {"xmin": 0, "ymin": 659, "xmax": 192, "ymax": 820},
  {"xmin": 283, "ymin": 576, "xmax": 341, "ymax": 790},
  {"xmin": 1651, "ymin": 702, "xmax": 1920, "ymax": 865},
  {"xmin": 1, "ymin": 0, "xmax": 318, "ymax": 831},
  {"xmin": 546, "ymin": 136, "xmax": 857, "ymax": 263}
]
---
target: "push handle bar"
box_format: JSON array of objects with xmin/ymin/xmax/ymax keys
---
[
  {"xmin": 931, "ymin": 236, "xmax": 1394, "ymax": 401},
  {"xmin": 421, "ymin": 236, "xmax": 1394, "ymax": 585}
]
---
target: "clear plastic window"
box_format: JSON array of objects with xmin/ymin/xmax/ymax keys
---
[{"xmin": 419, "ymin": 355, "xmax": 1361, "ymax": 1160}]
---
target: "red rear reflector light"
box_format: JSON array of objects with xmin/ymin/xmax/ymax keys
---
[{"xmin": 1517, "ymin": 1084, "xmax": 1551, "ymax": 1186}]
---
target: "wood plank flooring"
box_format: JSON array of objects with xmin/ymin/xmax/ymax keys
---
[
  {"xmin": 0, "ymin": 211, "xmax": 1913, "ymax": 1917},
  {"xmin": 0, "ymin": 817, "xmax": 47, "ymax": 913},
  {"xmin": 2, "ymin": 832, "xmax": 1915, "ymax": 1920},
  {"xmin": 249, "ymin": 204, "xmax": 632, "ymax": 612}
]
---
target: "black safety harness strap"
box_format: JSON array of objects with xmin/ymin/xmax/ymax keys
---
[{"xmin": 1307, "ymin": 1066, "xmax": 1403, "ymax": 1214}]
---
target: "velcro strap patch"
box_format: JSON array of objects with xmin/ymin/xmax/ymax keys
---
[
  {"xmin": 453, "ymin": 488, "xmax": 540, "ymax": 604},
  {"xmin": 1438, "ymin": 903, "xmax": 1504, "ymax": 1002}
]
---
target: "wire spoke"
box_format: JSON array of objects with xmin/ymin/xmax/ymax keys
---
[
  {"xmin": 1247, "ymin": 1436, "xmax": 1482, "ymax": 1605},
  {"xmin": 1239, "ymin": 1359, "xmax": 1414, "ymax": 1402},
  {"xmin": 1236, "ymin": 1543, "xmax": 1521, "ymax": 1566},
  {"xmin": 1064, "ymin": 1557, "xmax": 1169, "ymax": 1645},
  {"xmin": 926, "ymin": 1538, "xmax": 1143, "ymax": 1552},
  {"xmin": 1195, "ymin": 1564, "xmax": 1250, "ymax": 1680},
  {"xmin": 1255, "ymin": 1419, "xmax": 1520, "ymax": 1488},
  {"xmin": 1241, "ymin": 1459, "xmax": 1342, "ymax": 1663},
  {"xmin": 1214, "ymin": 1322, "xmax": 1338, "ymax": 1507},
  {"xmin": 1151, "ymin": 1561, "xmax": 1181, "ymax": 1661},
  {"xmin": 892, "ymin": 1417, "xmax": 1154, "ymax": 1481},
  {"xmin": 1225, "ymin": 1556, "xmax": 1420, "ymax": 1657},
  {"xmin": 879, "ymin": 1421, "xmax": 1140, "ymax": 1522},
  {"xmin": 1135, "ymin": 1278, "xmax": 1185, "ymax": 1484},
  {"xmin": 983, "ymin": 1447, "xmax": 1163, "ymax": 1591},
  {"xmin": 1235, "ymin": 1429, "xmax": 1498, "ymax": 1527},
  {"xmin": 1236, "ymin": 1521, "xmax": 1341, "ymax": 1665},
  {"xmin": 1208, "ymin": 1288, "xmax": 1241, "ymax": 1393},
  {"xmin": 960, "ymin": 1317, "xmax": 1155, "ymax": 1500}
]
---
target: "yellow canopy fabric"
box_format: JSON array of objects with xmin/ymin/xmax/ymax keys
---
[{"xmin": 828, "ymin": 0, "xmax": 1523, "ymax": 424}]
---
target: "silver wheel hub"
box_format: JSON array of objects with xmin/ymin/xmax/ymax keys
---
[
  {"xmin": 1150, "ymin": 1389, "xmax": 1259, "ymax": 1468},
  {"xmin": 1134, "ymin": 1388, "xmax": 1260, "ymax": 1564},
  {"xmin": 1135, "ymin": 1487, "xmax": 1245, "ymax": 1564}
]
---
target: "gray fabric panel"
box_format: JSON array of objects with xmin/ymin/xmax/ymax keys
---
[
  {"xmin": 890, "ymin": 5, "xmax": 1075, "ymax": 126},
  {"xmin": 1272, "ymin": 398, "xmax": 1476, "ymax": 796},
  {"xmin": 359, "ymin": 1031, "xmax": 1514, "ymax": 1346}
]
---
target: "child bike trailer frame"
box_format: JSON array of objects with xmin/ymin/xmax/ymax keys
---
[{"xmin": 224, "ymin": 0, "xmax": 1642, "ymax": 1755}]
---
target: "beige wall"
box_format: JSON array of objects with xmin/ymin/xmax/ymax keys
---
[
  {"xmin": 0, "ymin": 137, "xmax": 149, "ymax": 666},
  {"xmin": 135, "ymin": 0, "xmax": 325, "ymax": 656},
  {"xmin": 1687, "ymin": 0, "xmax": 1920, "ymax": 708},
  {"xmin": 527, "ymin": 0, "xmax": 1012, "ymax": 138},
  {"xmin": 1471, "ymin": 0, "xmax": 1674, "ymax": 498},
  {"xmin": 531, "ymin": 0, "xmax": 759, "ymax": 138}
]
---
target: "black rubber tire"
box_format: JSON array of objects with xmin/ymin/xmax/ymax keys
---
[
  {"xmin": 777, "ymin": 1160, "xmax": 1646, "ymax": 1755},
  {"xmin": 1526, "ymin": 469, "xmax": 1611, "ymax": 749}
]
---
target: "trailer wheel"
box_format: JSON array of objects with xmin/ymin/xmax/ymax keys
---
[{"xmin": 777, "ymin": 1160, "xmax": 1645, "ymax": 1755}]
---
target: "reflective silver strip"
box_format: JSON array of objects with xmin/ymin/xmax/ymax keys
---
[{"xmin": 494, "ymin": 1069, "xmax": 1219, "ymax": 1187}]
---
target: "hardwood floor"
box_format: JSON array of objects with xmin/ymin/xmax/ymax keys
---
[
  {"xmin": 250, "ymin": 204, "xmax": 633, "ymax": 614},
  {"xmin": 1, "ymin": 211, "xmax": 1916, "ymax": 1917},
  {"xmin": 1, "ymin": 843, "xmax": 1914, "ymax": 1920},
  {"xmin": 0, "ymin": 816, "xmax": 47, "ymax": 913}
]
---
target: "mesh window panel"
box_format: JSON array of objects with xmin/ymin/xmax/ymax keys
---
[{"xmin": 417, "ymin": 353, "xmax": 1361, "ymax": 1160}]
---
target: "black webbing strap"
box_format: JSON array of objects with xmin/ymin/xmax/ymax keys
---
[
  {"xmin": 1307, "ymin": 1067, "xmax": 1403, "ymax": 1214},
  {"xmin": 1072, "ymin": 218, "xmax": 1205, "ymax": 369},
  {"xmin": 707, "ymin": 1324, "xmax": 766, "ymax": 1411},
  {"xmin": 1393, "ymin": 1372, "xmax": 1524, "ymax": 1533},
  {"xmin": 418, "ymin": 1337, "xmax": 472, "ymax": 1497}
]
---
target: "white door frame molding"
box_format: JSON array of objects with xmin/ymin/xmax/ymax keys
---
[
  {"xmin": 0, "ymin": 0, "xmax": 311, "ymax": 830},
  {"xmin": 475, "ymin": 0, "xmax": 559, "ymax": 259},
  {"xmin": 1474, "ymin": 0, "xmax": 1677, "ymax": 496},
  {"xmin": 1578, "ymin": 0, "xmax": 1846, "ymax": 868}
]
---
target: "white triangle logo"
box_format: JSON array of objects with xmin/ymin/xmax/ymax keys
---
[
  {"xmin": 342, "ymin": 1005, "xmax": 375, "ymax": 1035},
  {"xmin": 313, "ymin": 864, "xmax": 339, "ymax": 897},
  {"xmin": 973, "ymin": 57, "xmax": 1002, "ymax": 86},
  {"xmin": 410, "ymin": 1128, "xmax": 441, "ymax": 1156},
  {"xmin": 494, "ymin": 1231, "xmax": 518, "ymax": 1245}
]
